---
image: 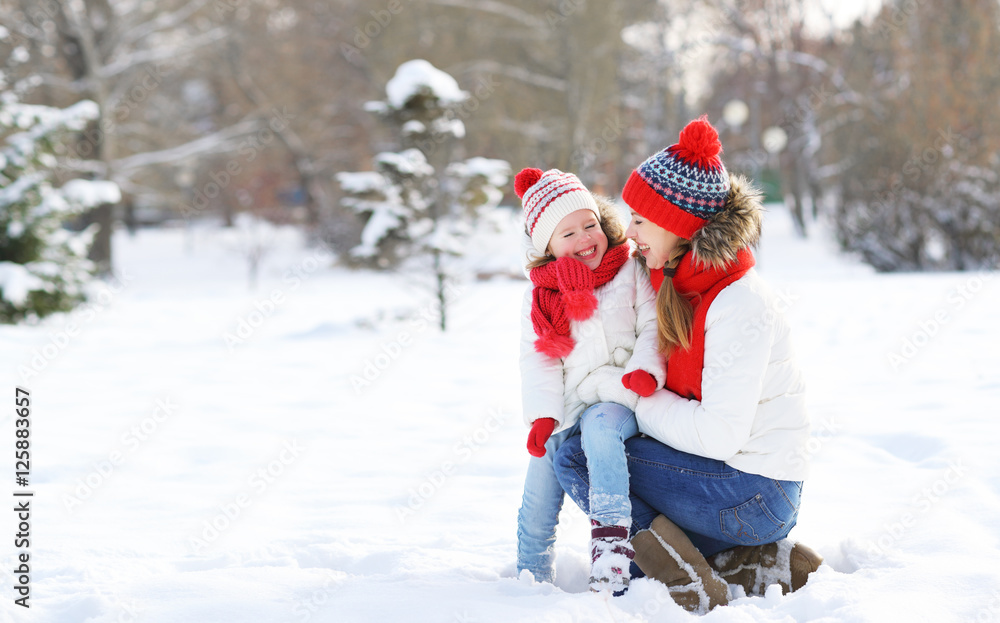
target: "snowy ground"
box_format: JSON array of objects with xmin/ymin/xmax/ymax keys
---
[{"xmin": 1, "ymin": 206, "xmax": 999, "ymax": 623}]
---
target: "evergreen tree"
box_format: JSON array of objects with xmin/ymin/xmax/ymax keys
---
[
  {"xmin": 0, "ymin": 100, "xmax": 120, "ymax": 323},
  {"xmin": 337, "ymin": 60, "xmax": 509, "ymax": 330}
]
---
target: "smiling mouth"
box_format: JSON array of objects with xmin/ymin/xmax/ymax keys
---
[
  {"xmin": 637, "ymin": 243, "xmax": 650, "ymax": 253},
  {"xmin": 576, "ymin": 246, "xmax": 597, "ymax": 258}
]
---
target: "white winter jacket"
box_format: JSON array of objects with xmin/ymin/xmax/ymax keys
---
[
  {"xmin": 520, "ymin": 255, "xmax": 666, "ymax": 434},
  {"xmin": 634, "ymin": 268, "xmax": 811, "ymax": 481}
]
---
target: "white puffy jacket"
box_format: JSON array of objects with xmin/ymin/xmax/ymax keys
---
[
  {"xmin": 520, "ymin": 255, "xmax": 666, "ymax": 434},
  {"xmin": 634, "ymin": 269, "xmax": 811, "ymax": 481}
]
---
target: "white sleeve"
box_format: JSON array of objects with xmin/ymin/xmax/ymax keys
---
[
  {"xmin": 625, "ymin": 261, "xmax": 666, "ymax": 387},
  {"xmin": 634, "ymin": 284, "xmax": 773, "ymax": 460},
  {"xmin": 519, "ymin": 286, "xmax": 566, "ymax": 428},
  {"xmin": 576, "ymin": 365, "xmax": 638, "ymax": 412}
]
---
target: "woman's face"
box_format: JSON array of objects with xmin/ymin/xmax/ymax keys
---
[
  {"xmin": 625, "ymin": 211, "xmax": 683, "ymax": 270},
  {"xmin": 547, "ymin": 209, "xmax": 608, "ymax": 270}
]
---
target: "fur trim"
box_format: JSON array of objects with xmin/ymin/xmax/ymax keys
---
[
  {"xmin": 592, "ymin": 194, "xmax": 627, "ymax": 241},
  {"xmin": 689, "ymin": 173, "xmax": 764, "ymax": 269}
]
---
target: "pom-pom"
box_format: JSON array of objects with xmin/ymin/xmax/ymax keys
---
[
  {"xmin": 562, "ymin": 290, "xmax": 598, "ymax": 321},
  {"xmin": 515, "ymin": 167, "xmax": 543, "ymax": 198},
  {"xmin": 535, "ymin": 332, "xmax": 575, "ymax": 359},
  {"xmin": 672, "ymin": 115, "xmax": 723, "ymax": 169}
]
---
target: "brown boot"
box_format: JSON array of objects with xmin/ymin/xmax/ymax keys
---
[
  {"xmin": 706, "ymin": 540, "xmax": 823, "ymax": 596},
  {"xmin": 630, "ymin": 515, "xmax": 729, "ymax": 613}
]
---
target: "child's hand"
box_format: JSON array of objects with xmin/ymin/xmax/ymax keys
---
[
  {"xmin": 527, "ymin": 418, "xmax": 557, "ymax": 457},
  {"xmin": 622, "ymin": 370, "xmax": 657, "ymax": 397}
]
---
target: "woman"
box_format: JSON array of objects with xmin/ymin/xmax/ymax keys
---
[{"xmin": 553, "ymin": 116, "xmax": 823, "ymax": 612}]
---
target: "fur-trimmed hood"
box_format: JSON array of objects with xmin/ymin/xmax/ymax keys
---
[{"xmin": 689, "ymin": 173, "xmax": 764, "ymax": 269}]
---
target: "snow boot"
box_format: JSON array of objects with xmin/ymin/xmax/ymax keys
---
[
  {"xmin": 706, "ymin": 539, "xmax": 823, "ymax": 596},
  {"xmin": 630, "ymin": 515, "xmax": 729, "ymax": 613},
  {"xmin": 589, "ymin": 520, "xmax": 634, "ymax": 594}
]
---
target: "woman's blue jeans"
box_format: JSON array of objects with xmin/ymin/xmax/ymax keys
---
[
  {"xmin": 554, "ymin": 434, "xmax": 802, "ymax": 557},
  {"xmin": 516, "ymin": 402, "xmax": 638, "ymax": 582}
]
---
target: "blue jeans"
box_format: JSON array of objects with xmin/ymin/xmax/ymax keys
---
[
  {"xmin": 516, "ymin": 403, "xmax": 638, "ymax": 582},
  {"xmin": 554, "ymin": 434, "xmax": 802, "ymax": 558}
]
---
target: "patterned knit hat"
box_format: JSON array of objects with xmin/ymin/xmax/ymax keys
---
[
  {"xmin": 514, "ymin": 168, "xmax": 601, "ymax": 255},
  {"xmin": 621, "ymin": 116, "xmax": 731, "ymax": 240}
]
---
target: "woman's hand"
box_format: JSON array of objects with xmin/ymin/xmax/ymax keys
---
[
  {"xmin": 527, "ymin": 418, "xmax": 557, "ymax": 457},
  {"xmin": 622, "ymin": 370, "xmax": 657, "ymax": 397}
]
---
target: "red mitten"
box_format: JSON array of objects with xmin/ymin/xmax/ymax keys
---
[
  {"xmin": 527, "ymin": 418, "xmax": 557, "ymax": 457},
  {"xmin": 622, "ymin": 370, "xmax": 657, "ymax": 397}
]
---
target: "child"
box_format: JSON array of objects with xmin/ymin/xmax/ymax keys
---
[{"xmin": 514, "ymin": 167, "xmax": 665, "ymax": 593}]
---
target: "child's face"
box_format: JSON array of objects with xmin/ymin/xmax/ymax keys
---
[{"xmin": 547, "ymin": 209, "xmax": 608, "ymax": 270}]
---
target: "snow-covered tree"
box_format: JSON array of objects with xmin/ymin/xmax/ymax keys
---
[
  {"xmin": 0, "ymin": 99, "xmax": 120, "ymax": 323},
  {"xmin": 827, "ymin": 0, "xmax": 1000, "ymax": 271},
  {"xmin": 337, "ymin": 60, "xmax": 509, "ymax": 330}
]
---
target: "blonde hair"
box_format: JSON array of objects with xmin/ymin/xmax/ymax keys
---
[
  {"xmin": 647, "ymin": 239, "xmax": 694, "ymax": 357},
  {"xmin": 525, "ymin": 195, "xmax": 627, "ymax": 270}
]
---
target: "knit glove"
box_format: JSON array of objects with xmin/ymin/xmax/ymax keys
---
[
  {"xmin": 622, "ymin": 370, "xmax": 657, "ymax": 397},
  {"xmin": 527, "ymin": 418, "xmax": 557, "ymax": 457}
]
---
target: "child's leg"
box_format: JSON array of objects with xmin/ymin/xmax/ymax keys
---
[
  {"xmin": 516, "ymin": 424, "xmax": 579, "ymax": 583},
  {"xmin": 579, "ymin": 402, "xmax": 639, "ymax": 527}
]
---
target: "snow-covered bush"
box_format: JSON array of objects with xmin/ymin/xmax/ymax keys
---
[
  {"xmin": 827, "ymin": 0, "xmax": 1000, "ymax": 271},
  {"xmin": 0, "ymin": 100, "xmax": 120, "ymax": 323}
]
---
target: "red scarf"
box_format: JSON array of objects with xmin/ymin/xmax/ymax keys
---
[
  {"xmin": 530, "ymin": 243, "xmax": 630, "ymax": 359},
  {"xmin": 650, "ymin": 248, "xmax": 755, "ymax": 401}
]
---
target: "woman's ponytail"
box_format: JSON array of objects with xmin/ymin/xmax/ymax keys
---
[{"xmin": 655, "ymin": 240, "xmax": 694, "ymax": 357}]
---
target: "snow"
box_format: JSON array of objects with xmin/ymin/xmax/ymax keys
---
[
  {"xmin": 375, "ymin": 148, "xmax": 433, "ymax": 177},
  {"xmin": 59, "ymin": 179, "xmax": 122, "ymax": 209},
  {"xmin": 335, "ymin": 171, "xmax": 386, "ymax": 195},
  {"xmin": 351, "ymin": 203, "xmax": 403, "ymax": 258},
  {"xmin": 431, "ymin": 116, "xmax": 466, "ymax": 138},
  {"xmin": 385, "ymin": 59, "xmax": 469, "ymax": 109},
  {"xmin": 448, "ymin": 157, "xmax": 512, "ymax": 187},
  {"xmin": 1, "ymin": 208, "xmax": 999, "ymax": 622},
  {"xmin": 401, "ymin": 120, "xmax": 426, "ymax": 135},
  {"xmin": 0, "ymin": 261, "xmax": 45, "ymax": 305}
]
